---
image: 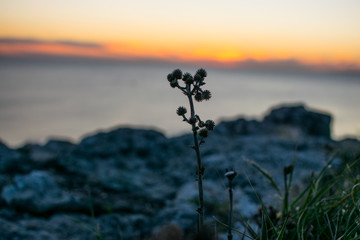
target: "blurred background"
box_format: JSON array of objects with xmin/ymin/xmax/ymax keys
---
[{"xmin": 1, "ymin": 0, "xmax": 360, "ymax": 147}]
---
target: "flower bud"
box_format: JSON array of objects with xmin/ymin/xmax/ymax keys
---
[
  {"xmin": 194, "ymin": 92, "xmax": 203, "ymax": 102},
  {"xmin": 205, "ymin": 120, "xmax": 215, "ymax": 130},
  {"xmin": 202, "ymin": 90, "xmax": 212, "ymax": 101},
  {"xmin": 170, "ymin": 79, "xmax": 178, "ymax": 88},
  {"xmin": 194, "ymin": 73, "xmax": 203, "ymax": 82},
  {"xmin": 167, "ymin": 73, "xmax": 174, "ymax": 82},
  {"xmin": 176, "ymin": 106, "xmax": 187, "ymax": 116},
  {"xmin": 196, "ymin": 68, "xmax": 207, "ymax": 78},
  {"xmin": 189, "ymin": 117, "xmax": 197, "ymax": 124},
  {"xmin": 172, "ymin": 69, "xmax": 183, "ymax": 79},
  {"xmin": 182, "ymin": 72, "xmax": 194, "ymax": 84},
  {"xmin": 283, "ymin": 165, "xmax": 294, "ymax": 176},
  {"xmin": 199, "ymin": 128, "xmax": 208, "ymax": 138},
  {"xmin": 225, "ymin": 169, "xmax": 237, "ymax": 181}
]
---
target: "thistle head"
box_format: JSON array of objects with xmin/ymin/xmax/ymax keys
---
[
  {"xmin": 172, "ymin": 69, "xmax": 183, "ymax": 79},
  {"xmin": 189, "ymin": 117, "xmax": 197, "ymax": 124},
  {"xmin": 202, "ymin": 90, "xmax": 212, "ymax": 101},
  {"xmin": 194, "ymin": 73, "xmax": 203, "ymax": 83},
  {"xmin": 194, "ymin": 92, "xmax": 203, "ymax": 102},
  {"xmin": 176, "ymin": 106, "xmax": 187, "ymax": 116},
  {"xmin": 199, "ymin": 128, "xmax": 209, "ymax": 138},
  {"xmin": 167, "ymin": 73, "xmax": 174, "ymax": 82},
  {"xmin": 170, "ymin": 79, "xmax": 178, "ymax": 88},
  {"xmin": 196, "ymin": 68, "xmax": 207, "ymax": 78},
  {"xmin": 205, "ymin": 120, "xmax": 215, "ymax": 131},
  {"xmin": 182, "ymin": 72, "xmax": 194, "ymax": 84}
]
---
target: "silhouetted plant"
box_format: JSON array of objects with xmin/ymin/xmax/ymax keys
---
[
  {"xmin": 167, "ymin": 68, "xmax": 215, "ymax": 233},
  {"xmin": 225, "ymin": 168, "xmax": 237, "ymax": 240}
]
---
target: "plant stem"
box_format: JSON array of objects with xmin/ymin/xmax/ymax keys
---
[
  {"xmin": 187, "ymin": 92, "xmax": 204, "ymax": 232},
  {"xmin": 283, "ymin": 172, "xmax": 289, "ymax": 219},
  {"xmin": 228, "ymin": 178, "xmax": 233, "ymax": 240}
]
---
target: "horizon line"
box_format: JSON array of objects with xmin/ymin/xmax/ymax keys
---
[
  {"xmin": 1, "ymin": 37, "xmax": 360, "ymax": 73},
  {"xmin": 1, "ymin": 53, "xmax": 360, "ymax": 78}
]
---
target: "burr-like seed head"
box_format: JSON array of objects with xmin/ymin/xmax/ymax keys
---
[
  {"xmin": 176, "ymin": 106, "xmax": 187, "ymax": 116},
  {"xmin": 172, "ymin": 69, "xmax": 183, "ymax": 79},
  {"xmin": 199, "ymin": 128, "xmax": 209, "ymax": 138}
]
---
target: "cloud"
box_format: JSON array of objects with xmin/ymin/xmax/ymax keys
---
[
  {"xmin": 0, "ymin": 38, "xmax": 103, "ymax": 48},
  {"xmin": 0, "ymin": 37, "xmax": 110, "ymax": 60}
]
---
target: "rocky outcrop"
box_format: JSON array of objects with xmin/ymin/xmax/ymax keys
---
[
  {"xmin": 2, "ymin": 171, "xmax": 85, "ymax": 215},
  {"xmin": 263, "ymin": 105, "xmax": 332, "ymax": 138},
  {"xmin": 0, "ymin": 104, "xmax": 358, "ymax": 240},
  {"xmin": 215, "ymin": 104, "xmax": 332, "ymax": 139}
]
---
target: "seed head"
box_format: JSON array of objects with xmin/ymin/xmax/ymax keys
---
[
  {"xmin": 170, "ymin": 79, "xmax": 178, "ymax": 88},
  {"xmin": 182, "ymin": 72, "xmax": 194, "ymax": 84},
  {"xmin": 194, "ymin": 92, "xmax": 203, "ymax": 102},
  {"xmin": 205, "ymin": 120, "xmax": 215, "ymax": 130},
  {"xmin": 167, "ymin": 73, "xmax": 174, "ymax": 82},
  {"xmin": 198, "ymin": 121, "xmax": 205, "ymax": 128},
  {"xmin": 194, "ymin": 73, "xmax": 203, "ymax": 83},
  {"xmin": 172, "ymin": 69, "xmax": 183, "ymax": 79},
  {"xmin": 189, "ymin": 117, "xmax": 197, "ymax": 124},
  {"xmin": 225, "ymin": 169, "xmax": 237, "ymax": 181},
  {"xmin": 202, "ymin": 90, "xmax": 212, "ymax": 101},
  {"xmin": 283, "ymin": 165, "xmax": 294, "ymax": 176},
  {"xmin": 196, "ymin": 68, "xmax": 207, "ymax": 78},
  {"xmin": 199, "ymin": 128, "xmax": 209, "ymax": 138},
  {"xmin": 176, "ymin": 106, "xmax": 187, "ymax": 116}
]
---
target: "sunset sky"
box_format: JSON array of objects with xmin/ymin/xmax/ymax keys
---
[{"xmin": 1, "ymin": 0, "xmax": 360, "ymax": 70}]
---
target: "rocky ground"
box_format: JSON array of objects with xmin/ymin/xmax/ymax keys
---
[{"xmin": 0, "ymin": 104, "xmax": 359, "ymax": 240}]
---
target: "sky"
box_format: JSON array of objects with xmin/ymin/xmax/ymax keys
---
[
  {"xmin": 1, "ymin": 0, "xmax": 360, "ymax": 146},
  {"xmin": 1, "ymin": 0, "xmax": 360, "ymax": 70}
]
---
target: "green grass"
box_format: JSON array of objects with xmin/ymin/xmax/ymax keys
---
[{"xmin": 226, "ymin": 156, "xmax": 360, "ymax": 240}]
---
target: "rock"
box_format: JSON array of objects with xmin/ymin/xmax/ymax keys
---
[
  {"xmin": 0, "ymin": 141, "xmax": 19, "ymax": 160},
  {"xmin": 0, "ymin": 141, "xmax": 22, "ymax": 173},
  {"xmin": 0, "ymin": 104, "xmax": 356, "ymax": 240},
  {"xmin": 0, "ymin": 217, "xmax": 57, "ymax": 240},
  {"xmin": 14, "ymin": 140, "xmax": 75, "ymax": 171},
  {"xmin": 0, "ymin": 213, "xmax": 152, "ymax": 240},
  {"xmin": 59, "ymin": 128, "xmax": 169, "ymax": 175},
  {"xmin": 152, "ymin": 224, "xmax": 183, "ymax": 240},
  {"xmin": 216, "ymin": 104, "xmax": 332, "ymax": 139},
  {"xmin": 0, "ymin": 214, "xmax": 92, "ymax": 240},
  {"xmin": 215, "ymin": 118, "xmax": 262, "ymax": 136},
  {"xmin": 19, "ymin": 144, "xmax": 56, "ymax": 164},
  {"xmin": 43, "ymin": 139, "xmax": 76, "ymax": 153},
  {"xmin": 263, "ymin": 104, "xmax": 332, "ymax": 138},
  {"xmin": 1, "ymin": 171, "xmax": 84, "ymax": 215},
  {"xmin": 78, "ymin": 128, "xmax": 167, "ymax": 159}
]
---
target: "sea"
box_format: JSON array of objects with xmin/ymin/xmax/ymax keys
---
[{"xmin": 1, "ymin": 59, "xmax": 359, "ymax": 147}]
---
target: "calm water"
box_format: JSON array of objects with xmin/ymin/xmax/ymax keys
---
[{"xmin": 1, "ymin": 60, "xmax": 359, "ymax": 147}]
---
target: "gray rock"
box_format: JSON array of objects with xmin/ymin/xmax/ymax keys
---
[
  {"xmin": 0, "ymin": 104, "xmax": 356, "ymax": 240},
  {"xmin": 215, "ymin": 118, "xmax": 262, "ymax": 136},
  {"xmin": 0, "ymin": 214, "xmax": 92, "ymax": 240},
  {"xmin": 1, "ymin": 171, "xmax": 83, "ymax": 214},
  {"xmin": 0, "ymin": 141, "xmax": 22, "ymax": 173},
  {"xmin": 78, "ymin": 128, "xmax": 166, "ymax": 159},
  {"xmin": 216, "ymin": 104, "xmax": 332, "ymax": 139},
  {"xmin": 263, "ymin": 104, "xmax": 332, "ymax": 138}
]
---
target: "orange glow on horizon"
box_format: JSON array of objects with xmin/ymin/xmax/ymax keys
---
[{"xmin": 0, "ymin": 39, "xmax": 359, "ymax": 71}]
